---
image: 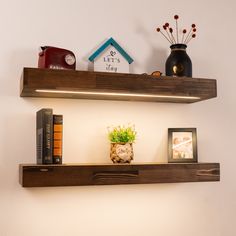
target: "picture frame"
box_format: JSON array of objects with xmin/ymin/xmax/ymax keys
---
[{"xmin": 168, "ymin": 128, "xmax": 198, "ymax": 163}]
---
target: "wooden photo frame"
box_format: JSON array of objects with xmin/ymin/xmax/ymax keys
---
[{"xmin": 168, "ymin": 128, "xmax": 198, "ymax": 163}]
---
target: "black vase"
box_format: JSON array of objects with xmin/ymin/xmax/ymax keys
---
[{"xmin": 165, "ymin": 44, "xmax": 192, "ymax": 77}]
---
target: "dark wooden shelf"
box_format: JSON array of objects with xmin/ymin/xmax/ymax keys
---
[
  {"xmin": 20, "ymin": 68, "xmax": 217, "ymax": 103},
  {"xmin": 19, "ymin": 163, "xmax": 220, "ymax": 187}
]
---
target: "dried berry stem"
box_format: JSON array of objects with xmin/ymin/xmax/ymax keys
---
[
  {"xmin": 169, "ymin": 28, "xmax": 177, "ymax": 44},
  {"xmin": 156, "ymin": 28, "xmax": 172, "ymax": 44},
  {"xmin": 184, "ymin": 24, "xmax": 196, "ymax": 44},
  {"xmin": 164, "ymin": 23, "xmax": 174, "ymax": 44},
  {"xmin": 174, "ymin": 15, "xmax": 179, "ymax": 43},
  {"xmin": 156, "ymin": 16, "xmax": 196, "ymax": 46},
  {"xmin": 181, "ymin": 29, "xmax": 187, "ymax": 43},
  {"xmin": 186, "ymin": 34, "xmax": 196, "ymax": 44}
]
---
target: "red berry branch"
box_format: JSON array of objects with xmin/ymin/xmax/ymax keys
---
[
  {"xmin": 156, "ymin": 15, "xmax": 197, "ymax": 45},
  {"xmin": 174, "ymin": 15, "xmax": 179, "ymax": 43}
]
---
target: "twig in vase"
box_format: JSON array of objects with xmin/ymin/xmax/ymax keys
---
[
  {"xmin": 174, "ymin": 15, "xmax": 179, "ymax": 43},
  {"xmin": 156, "ymin": 28, "xmax": 172, "ymax": 44},
  {"xmin": 156, "ymin": 15, "xmax": 197, "ymax": 46},
  {"xmin": 184, "ymin": 24, "xmax": 196, "ymax": 44},
  {"xmin": 164, "ymin": 23, "xmax": 174, "ymax": 44},
  {"xmin": 169, "ymin": 28, "xmax": 176, "ymax": 44},
  {"xmin": 186, "ymin": 33, "xmax": 196, "ymax": 44},
  {"xmin": 181, "ymin": 29, "xmax": 187, "ymax": 44}
]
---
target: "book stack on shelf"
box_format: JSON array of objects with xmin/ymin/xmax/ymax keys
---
[{"xmin": 36, "ymin": 108, "xmax": 63, "ymax": 164}]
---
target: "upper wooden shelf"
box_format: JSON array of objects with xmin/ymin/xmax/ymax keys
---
[
  {"xmin": 19, "ymin": 163, "xmax": 220, "ymax": 187},
  {"xmin": 20, "ymin": 68, "xmax": 217, "ymax": 103}
]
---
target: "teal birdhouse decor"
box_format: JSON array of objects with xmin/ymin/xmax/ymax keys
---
[{"xmin": 88, "ymin": 37, "xmax": 134, "ymax": 73}]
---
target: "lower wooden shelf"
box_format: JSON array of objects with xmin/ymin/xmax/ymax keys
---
[{"xmin": 19, "ymin": 163, "xmax": 220, "ymax": 187}]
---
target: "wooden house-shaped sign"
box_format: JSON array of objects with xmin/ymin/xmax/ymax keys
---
[{"xmin": 88, "ymin": 37, "xmax": 134, "ymax": 73}]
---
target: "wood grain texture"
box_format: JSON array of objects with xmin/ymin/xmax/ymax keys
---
[
  {"xmin": 20, "ymin": 68, "xmax": 217, "ymax": 103},
  {"xmin": 19, "ymin": 163, "xmax": 220, "ymax": 187}
]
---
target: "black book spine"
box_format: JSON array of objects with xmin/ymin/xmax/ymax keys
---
[
  {"xmin": 53, "ymin": 115, "xmax": 63, "ymax": 164},
  {"xmin": 36, "ymin": 108, "xmax": 53, "ymax": 164}
]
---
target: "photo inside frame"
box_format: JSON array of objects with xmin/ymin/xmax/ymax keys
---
[{"xmin": 172, "ymin": 132, "xmax": 193, "ymax": 159}]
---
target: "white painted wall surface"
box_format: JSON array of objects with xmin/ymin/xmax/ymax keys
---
[{"xmin": 0, "ymin": 0, "xmax": 235, "ymax": 235}]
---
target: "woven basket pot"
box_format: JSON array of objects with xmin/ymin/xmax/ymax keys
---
[{"xmin": 110, "ymin": 143, "xmax": 134, "ymax": 163}]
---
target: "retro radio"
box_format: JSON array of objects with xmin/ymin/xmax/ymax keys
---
[{"xmin": 38, "ymin": 46, "xmax": 76, "ymax": 70}]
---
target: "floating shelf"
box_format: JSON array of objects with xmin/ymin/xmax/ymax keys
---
[
  {"xmin": 20, "ymin": 68, "xmax": 217, "ymax": 103},
  {"xmin": 19, "ymin": 163, "xmax": 220, "ymax": 187}
]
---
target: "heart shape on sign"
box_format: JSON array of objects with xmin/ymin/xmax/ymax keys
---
[{"xmin": 110, "ymin": 51, "xmax": 116, "ymax": 57}]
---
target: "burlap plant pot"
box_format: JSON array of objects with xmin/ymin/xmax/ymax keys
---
[{"xmin": 110, "ymin": 143, "xmax": 134, "ymax": 163}]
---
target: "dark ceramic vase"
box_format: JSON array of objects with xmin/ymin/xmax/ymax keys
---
[{"xmin": 165, "ymin": 44, "xmax": 192, "ymax": 77}]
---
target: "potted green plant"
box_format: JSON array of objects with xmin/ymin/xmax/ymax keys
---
[{"xmin": 108, "ymin": 125, "xmax": 137, "ymax": 163}]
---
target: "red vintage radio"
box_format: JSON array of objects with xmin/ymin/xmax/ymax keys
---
[{"xmin": 38, "ymin": 46, "xmax": 76, "ymax": 70}]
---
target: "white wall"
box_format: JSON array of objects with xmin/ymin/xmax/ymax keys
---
[{"xmin": 0, "ymin": 0, "xmax": 235, "ymax": 235}]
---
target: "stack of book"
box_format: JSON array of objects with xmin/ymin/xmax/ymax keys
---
[{"xmin": 36, "ymin": 108, "xmax": 63, "ymax": 164}]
